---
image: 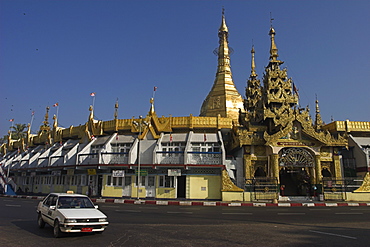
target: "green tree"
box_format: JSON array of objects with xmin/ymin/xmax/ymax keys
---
[{"xmin": 10, "ymin": 123, "xmax": 27, "ymax": 140}]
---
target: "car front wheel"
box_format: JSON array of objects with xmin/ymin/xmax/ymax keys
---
[
  {"xmin": 37, "ymin": 213, "xmax": 45, "ymax": 228},
  {"xmin": 53, "ymin": 220, "xmax": 63, "ymax": 238}
]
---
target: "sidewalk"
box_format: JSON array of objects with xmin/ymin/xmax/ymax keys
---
[{"xmin": 2, "ymin": 194, "xmax": 370, "ymax": 207}]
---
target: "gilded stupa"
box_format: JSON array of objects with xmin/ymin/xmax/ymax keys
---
[{"xmin": 200, "ymin": 9, "xmax": 244, "ymax": 122}]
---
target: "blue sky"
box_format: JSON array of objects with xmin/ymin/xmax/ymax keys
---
[{"xmin": 1, "ymin": 0, "xmax": 369, "ymax": 136}]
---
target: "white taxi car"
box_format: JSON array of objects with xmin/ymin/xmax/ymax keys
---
[{"xmin": 37, "ymin": 192, "xmax": 109, "ymax": 238}]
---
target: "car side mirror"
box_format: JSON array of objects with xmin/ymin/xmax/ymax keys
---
[
  {"xmin": 50, "ymin": 205, "xmax": 56, "ymax": 210},
  {"xmin": 94, "ymin": 205, "xmax": 99, "ymax": 209}
]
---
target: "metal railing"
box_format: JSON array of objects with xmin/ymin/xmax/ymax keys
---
[
  {"xmin": 245, "ymin": 177, "xmax": 278, "ymax": 201},
  {"xmin": 321, "ymin": 177, "xmax": 363, "ymax": 201},
  {"xmin": 187, "ymin": 152, "xmax": 222, "ymax": 165}
]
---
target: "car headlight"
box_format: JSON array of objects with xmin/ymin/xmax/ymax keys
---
[
  {"xmin": 99, "ymin": 218, "xmax": 107, "ymax": 222},
  {"xmin": 65, "ymin": 219, "xmax": 77, "ymax": 223}
]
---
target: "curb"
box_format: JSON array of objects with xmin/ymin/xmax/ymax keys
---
[
  {"xmin": 90, "ymin": 199, "xmax": 370, "ymax": 207},
  {"xmin": 3, "ymin": 195, "xmax": 369, "ymax": 207}
]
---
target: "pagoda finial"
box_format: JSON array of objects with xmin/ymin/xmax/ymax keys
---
[
  {"xmin": 219, "ymin": 7, "xmax": 228, "ymax": 33},
  {"xmin": 39, "ymin": 106, "xmax": 50, "ymax": 133},
  {"xmin": 89, "ymin": 105, "xmax": 94, "ymax": 120},
  {"xmin": 149, "ymin": 97, "xmax": 155, "ymax": 114},
  {"xmin": 114, "ymin": 98, "xmax": 119, "ymax": 119},
  {"xmin": 43, "ymin": 106, "xmax": 50, "ymax": 127},
  {"xmin": 314, "ymin": 94, "xmax": 323, "ymax": 130},
  {"xmin": 269, "ymin": 27, "xmax": 278, "ymax": 60},
  {"xmin": 270, "ymin": 12, "xmax": 274, "ymax": 27},
  {"xmin": 250, "ymin": 45, "xmax": 257, "ymax": 77},
  {"xmin": 53, "ymin": 114, "xmax": 58, "ymax": 129},
  {"xmin": 269, "ymin": 13, "xmax": 279, "ymax": 61}
]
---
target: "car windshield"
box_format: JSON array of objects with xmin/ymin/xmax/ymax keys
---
[{"xmin": 57, "ymin": 196, "xmax": 95, "ymax": 209}]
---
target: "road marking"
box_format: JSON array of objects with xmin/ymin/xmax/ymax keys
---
[
  {"xmin": 277, "ymin": 212, "xmax": 306, "ymax": 215},
  {"xmin": 335, "ymin": 212, "xmax": 363, "ymax": 215},
  {"xmin": 115, "ymin": 209, "xmax": 142, "ymax": 213},
  {"xmin": 180, "ymin": 207, "xmax": 201, "ymax": 210},
  {"xmin": 167, "ymin": 211, "xmax": 193, "ymax": 214},
  {"xmin": 309, "ymin": 230, "xmax": 357, "ymax": 239},
  {"xmin": 139, "ymin": 206, "xmax": 158, "ymax": 209},
  {"xmin": 222, "ymin": 213, "xmax": 253, "ymax": 215},
  {"xmin": 266, "ymin": 209, "xmax": 289, "ymax": 211},
  {"xmin": 5, "ymin": 204, "xmax": 21, "ymax": 207}
]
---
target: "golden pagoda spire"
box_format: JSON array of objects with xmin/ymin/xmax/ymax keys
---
[
  {"xmin": 245, "ymin": 45, "xmax": 262, "ymax": 122},
  {"xmin": 269, "ymin": 27, "xmax": 279, "ymax": 61},
  {"xmin": 114, "ymin": 99, "xmax": 119, "ymax": 120},
  {"xmin": 216, "ymin": 7, "xmax": 231, "ymax": 75},
  {"xmin": 219, "ymin": 7, "xmax": 228, "ymax": 33},
  {"xmin": 261, "ymin": 24, "xmax": 298, "ymax": 133},
  {"xmin": 314, "ymin": 95, "xmax": 323, "ymax": 130},
  {"xmin": 250, "ymin": 45, "xmax": 257, "ymax": 78},
  {"xmin": 268, "ymin": 13, "xmax": 280, "ymax": 62},
  {"xmin": 43, "ymin": 106, "xmax": 50, "ymax": 127},
  {"xmin": 39, "ymin": 106, "xmax": 50, "ymax": 133},
  {"xmin": 200, "ymin": 8, "xmax": 244, "ymax": 122}
]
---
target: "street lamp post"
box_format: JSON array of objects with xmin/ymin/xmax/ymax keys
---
[{"xmin": 133, "ymin": 116, "xmax": 149, "ymax": 200}]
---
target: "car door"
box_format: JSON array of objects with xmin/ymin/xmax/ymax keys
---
[
  {"xmin": 40, "ymin": 195, "xmax": 57, "ymax": 225},
  {"xmin": 48, "ymin": 195, "xmax": 58, "ymax": 222}
]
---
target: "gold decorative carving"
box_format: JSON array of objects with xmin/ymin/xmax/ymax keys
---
[
  {"xmin": 235, "ymin": 129, "xmax": 264, "ymax": 146},
  {"xmin": 264, "ymin": 122, "xmax": 293, "ymax": 145},
  {"xmin": 354, "ymin": 172, "xmax": 370, "ymax": 192},
  {"xmin": 320, "ymin": 147, "xmax": 331, "ymax": 157},
  {"xmin": 221, "ymin": 169, "xmax": 243, "ymax": 192}
]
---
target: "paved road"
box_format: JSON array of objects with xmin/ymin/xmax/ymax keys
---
[{"xmin": 1, "ymin": 197, "xmax": 370, "ymax": 246}]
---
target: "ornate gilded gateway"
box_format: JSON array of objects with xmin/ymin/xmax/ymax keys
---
[
  {"xmin": 279, "ymin": 148, "xmax": 314, "ymax": 168},
  {"xmin": 232, "ymin": 23, "xmax": 348, "ymax": 194}
]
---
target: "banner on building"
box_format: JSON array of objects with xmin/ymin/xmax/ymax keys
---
[
  {"xmin": 112, "ymin": 170, "xmax": 125, "ymax": 177},
  {"xmin": 51, "ymin": 171, "xmax": 61, "ymax": 176},
  {"xmin": 87, "ymin": 169, "xmax": 97, "ymax": 175},
  {"xmin": 67, "ymin": 169, "xmax": 74, "ymax": 176},
  {"xmin": 135, "ymin": 170, "xmax": 148, "ymax": 176},
  {"xmin": 168, "ymin": 169, "xmax": 181, "ymax": 176}
]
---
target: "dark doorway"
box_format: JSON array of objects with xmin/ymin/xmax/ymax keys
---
[
  {"xmin": 322, "ymin": 168, "xmax": 332, "ymax": 177},
  {"xmin": 97, "ymin": 175, "xmax": 103, "ymax": 197},
  {"xmin": 279, "ymin": 168, "xmax": 311, "ymax": 196},
  {"xmin": 177, "ymin": 176, "xmax": 186, "ymax": 198},
  {"xmin": 254, "ymin": 167, "xmax": 266, "ymax": 177}
]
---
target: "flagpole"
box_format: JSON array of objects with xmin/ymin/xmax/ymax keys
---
[
  {"xmin": 30, "ymin": 111, "xmax": 35, "ymax": 133},
  {"xmin": 56, "ymin": 105, "xmax": 59, "ymax": 120},
  {"xmin": 152, "ymin": 86, "xmax": 157, "ymax": 100}
]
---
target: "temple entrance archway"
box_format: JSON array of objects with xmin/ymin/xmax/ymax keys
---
[
  {"xmin": 278, "ymin": 148, "xmax": 315, "ymax": 196},
  {"xmin": 279, "ymin": 167, "xmax": 311, "ymax": 196}
]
